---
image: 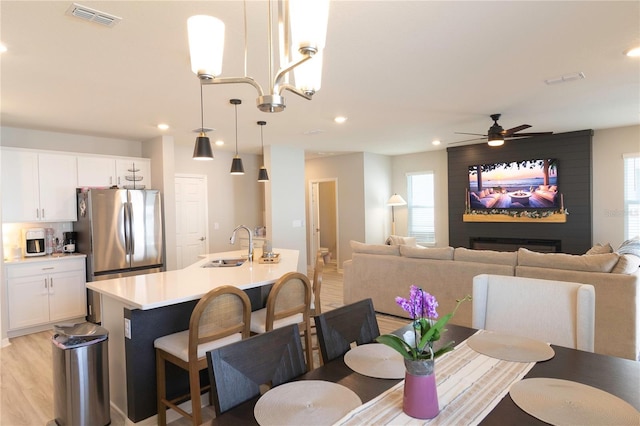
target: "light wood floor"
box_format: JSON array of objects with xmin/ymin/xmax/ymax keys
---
[{"xmin": 0, "ymin": 262, "xmax": 407, "ymax": 426}]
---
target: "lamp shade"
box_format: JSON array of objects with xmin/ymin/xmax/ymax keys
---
[
  {"xmin": 387, "ymin": 194, "xmax": 407, "ymax": 206},
  {"xmin": 188, "ymin": 15, "xmax": 225, "ymax": 79},
  {"xmin": 289, "ymin": 0, "xmax": 330, "ymax": 53},
  {"xmin": 294, "ymin": 49, "xmax": 323, "ymax": 94},
  {"xmin": 258, "ymin": 166, "xmax": 269, "ymax": 182},
  {"xmin": 193, "ymin": 133, "xmax": 214, "ymax": 160},
  {"xmin": 230, "ymin": 156, "xmax": 245, "ymax": 175},
  {"xmin": 487, "ymin": 134, "xmax": 505, "ymax": 147}
]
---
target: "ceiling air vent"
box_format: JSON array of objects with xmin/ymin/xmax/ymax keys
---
[{"xmin": 66, "ymin": 3, "xmax": 122, "ymax": 27}]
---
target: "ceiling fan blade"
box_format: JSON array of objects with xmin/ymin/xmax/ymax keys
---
[
  {"xmin": 503, "ymin": 124, "xmax": 531, "ymax": 136},
  {"xmin": 506, "ymin": 131, "xmax": 553, "ymax": 137},
  {"xmin": 448, "ymin": 137, "xmax": 485, "ymax": 145},
  {"xmin": 454, "ymin": 132, "xmax": 486, "ymax": 137}
]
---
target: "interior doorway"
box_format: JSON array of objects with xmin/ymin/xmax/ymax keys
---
[
  {"xmin": 175, "ymin": 174, "xmax": 209, "ymax": 268},
  {"xmin": 310, "ymin": 179, "xmax": 338, "ymax": 267}
]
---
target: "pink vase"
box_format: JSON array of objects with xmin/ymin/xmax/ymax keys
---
[{"xmin": 403, "ymin": 359, "xmax": 439, "ymax": 419}]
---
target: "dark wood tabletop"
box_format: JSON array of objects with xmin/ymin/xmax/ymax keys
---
[{"xmin": 206, "ymin": 324, "xmax": 640, "ymax": 426}]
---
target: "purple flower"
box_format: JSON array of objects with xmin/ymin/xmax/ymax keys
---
[{"xmin": 395, "ymin": 285, "xmax": 439, "ymax": 320}]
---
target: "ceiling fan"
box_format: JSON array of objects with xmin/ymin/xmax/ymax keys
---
[{"xmin": 451, "ymin": 114, "xmax": 553, "ymax": 147}]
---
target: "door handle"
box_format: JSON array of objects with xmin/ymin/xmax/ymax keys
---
[{"xmin": 199, "ymin": 237, "xmax": 206, "ymax": 241}]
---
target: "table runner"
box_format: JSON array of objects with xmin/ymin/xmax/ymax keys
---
[{"xmin": 334, "ymin": 332, "xmax": 536, "ymax": 425}]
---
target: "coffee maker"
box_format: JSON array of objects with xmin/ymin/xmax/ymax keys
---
[{"xmin": 63, "ymin": 232, "xmax": 77, "ymax": 253}]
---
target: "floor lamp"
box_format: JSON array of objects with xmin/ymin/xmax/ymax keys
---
[{"xmin": 387, "ymin": 194, "xmax": 407, "ymax": 235}]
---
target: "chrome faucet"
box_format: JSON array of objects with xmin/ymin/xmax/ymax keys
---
[{"xmin": 230, "ymin": 225, "xmax": 253, "ymax": 262}]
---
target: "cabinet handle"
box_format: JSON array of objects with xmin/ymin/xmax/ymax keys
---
[
  {"xmin": 50, "ymin": 278, "xmax": 54, "ymax": 291},
  {"xmin": 36, "ymin": 209, "xmax": 40, "ymax": 219},
  {"xmin": 42, "ymin": 267, "xmax": 54, "ymax": 270},
  {"xmin": 41, "ymin": 208, "xmax": 45, "ymax": 219},
  {"xmin": 110, "ymin": 176, "xmax": 113, "ymax": 185}
]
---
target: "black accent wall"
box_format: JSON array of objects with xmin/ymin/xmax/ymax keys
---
[{"xmin": 447, "ymin": 130, "xmax": 593, "ymax": 254}]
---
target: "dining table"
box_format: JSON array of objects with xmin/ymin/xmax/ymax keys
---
[{"xmin": 205, "ymin": 323, "xmax": 640, "ymax": 425}]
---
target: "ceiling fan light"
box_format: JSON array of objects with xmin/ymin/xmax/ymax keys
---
[
  {"xmin": 258, "ymin": 166, "xmax": 270, "ymax": 182},
  {"xmin": 187, "ymin": 15, "xmax": 225, "ymax": 79},
  {"xmin": 193, "ymin": 133, "xmax": 214, "ymax": 160},
  {"xmin": 289, "ymin": 0, "xmax": 330, "ymax": 53},
  {"xmin": 487, "ymin": 136, "xmax": 504, "ymax": 147}
]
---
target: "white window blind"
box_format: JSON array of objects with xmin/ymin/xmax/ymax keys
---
[
  {"xmin": 624, "ymin": 153, "xmax": 640, "ymax": 239},
  {"xmin": 407, "ymin": 172, "xmax": 435, "ymax": 245}
]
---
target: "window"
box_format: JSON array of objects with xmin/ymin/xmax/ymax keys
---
[
  {"xmin": 624, "ymin": 153, "xmax": 640, "ymax": 239},
  {"xmin": 407, "ymin": 172, "xmax": 435, "ymax": 245}
]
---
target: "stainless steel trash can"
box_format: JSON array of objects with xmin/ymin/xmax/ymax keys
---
[{"xmin": 51, "ymin": 322, "xmax": 110, "ymax": 426}]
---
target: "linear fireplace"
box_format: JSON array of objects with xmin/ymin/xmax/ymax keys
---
[{"xmin": 470, "ymin": 237, "xmax": 561, "ymax": 253}]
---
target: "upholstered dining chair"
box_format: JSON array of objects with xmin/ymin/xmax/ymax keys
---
[
  {"xmin": 314, "ymin": 298, "xmax": 380, "ymax": 363},
  {"xmin": 472, "ymin": 274, "xmax": 596, "ymax": 352},
  {"xmin": 206, "ymin": 323, "xmax": 307, "ymax": 415},
  {"xmin": 154, "ymin": 286, "xmax": 251, "ymax": 425},
  {"xmin": 250, "ymin": 272, "xmax": 314, "ymax": 369}
]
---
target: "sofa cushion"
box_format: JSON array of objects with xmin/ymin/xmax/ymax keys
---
[
  {"xmin": 454, "ymin": 247, "xmax": 518, "ymax": 266},
  {"xmin": 386, "ymin": 235, "xmax": 417, "ymax": 247},
  {"xmin": 400, "ymin": 245, "xmax": 454, "ymax": 260},
  {"xmin": 517, "ymin": 248, "xmax": 619, "ymax": 273},
  {"xmin": 350, "ymin": 240, "xmax": 400, "ymax": 256},
  {"xmin": 586, "ymin": 243, "xmax": 613, "ymax": 255},
  {"xmin": 611, "ymin": 254, "xmax": 640, "ymax": 274}
]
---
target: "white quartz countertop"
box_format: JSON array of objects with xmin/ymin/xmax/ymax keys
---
[
  {"xmin": 3, "ymin": 253, "xmax": 87, "ymax": 264},
  {"xmin": 86, "ymin": 249, "xmax": 299, "ymax": 310}
]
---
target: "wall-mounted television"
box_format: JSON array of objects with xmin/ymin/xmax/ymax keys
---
[{"xmin": 468, "ymin": 158, "xmax": 559, "ymax": 210}]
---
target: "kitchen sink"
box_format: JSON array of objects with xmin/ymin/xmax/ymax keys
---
[{"xmin": 201, "ymin": 258, "xmax": 246, "ymax": 268}]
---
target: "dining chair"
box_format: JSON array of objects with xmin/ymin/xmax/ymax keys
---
[
  {"xmin": 154, "ymin": 286, "xmax": 251, "ymax": 425},
  {"xmin": 472, "ymin": 274, "xmax": 596, "ymax": 351},
  {"xmin": 206, "ymin": 323, "xmax": 307, "ymax": 415},
  {"xmin": 310, "ymin": 251, "xmax": 325, "ymax": 365},
  {"xmin": 250, "ymin": 271, "xmax": 314, "ymax": 369},
  {"xmin": 314, "ymin": 298, "xmax": 380, "ymax": 363}
]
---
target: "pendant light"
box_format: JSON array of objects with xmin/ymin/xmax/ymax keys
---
[
  {"xmin": 257, "ymin": 121, "xmax": 269, "ymax": 182},
  {"xmin": 193, "ymin": 82, "xmax": 214, "ymax": 160},
  {"xmin": 229, "ymin": 98, "xmax": 245, "ymax": 175}
]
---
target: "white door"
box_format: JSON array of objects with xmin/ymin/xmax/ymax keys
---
[
  {"xmin": 311, "ymin": 182, "xmax": 321, "ymax": 255},
  {"xmin": 175, "ymin": 175, "xmax": 208, "ymax": 268}
]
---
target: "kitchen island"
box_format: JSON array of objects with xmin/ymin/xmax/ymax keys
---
[{"xmin": 88, "ymin": 249, "xmax": 299, "ymax": 424}]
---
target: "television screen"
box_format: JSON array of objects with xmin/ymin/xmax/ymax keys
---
[{"xmin": 468, "ymin": 158, "xmax": 559, "ymax": 210}]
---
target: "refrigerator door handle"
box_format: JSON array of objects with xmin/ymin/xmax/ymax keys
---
[
  {"xmin": 124, "ymin": 201, "xmax": 131, "ymax": 255},
  {"xmin": 128, "ymin": 201, "xmax": 135, "ymax": 255}
]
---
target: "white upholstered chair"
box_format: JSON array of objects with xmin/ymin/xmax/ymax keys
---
[{"xmin": 472, "ymin": 274, "xmax": 596, "ymax": 352}]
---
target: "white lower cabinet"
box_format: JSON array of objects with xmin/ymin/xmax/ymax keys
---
[{"xmin": 7, "ymin": 258, "xmax": 86, "ymax": 331}]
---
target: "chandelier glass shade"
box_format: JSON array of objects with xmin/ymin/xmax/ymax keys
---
[{"xmin": 187, "ymin": 0, "xmax": 330, "ymax": 113}]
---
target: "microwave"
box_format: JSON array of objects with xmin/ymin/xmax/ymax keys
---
[{"xmin": 23, "ymin": 228, "xmax": 46, "ymax": 257}]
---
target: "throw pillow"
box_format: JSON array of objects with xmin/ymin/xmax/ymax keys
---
[
  {"xmin": 616, "ymin": 236, "xmax": 640, "ymax": 259},
  {"xmin": 611, "ymin": 254, "xmax": 640, "ymax": 274},
  {"xmin": 585, "ymin": 243, "xmax": 613, "ymax": 255}
]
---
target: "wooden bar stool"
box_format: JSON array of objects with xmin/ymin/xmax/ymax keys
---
[
  {"xmin": 154, "ymin": 286, "xmax": 251, "ymax": 425},
  {"xmin": 249, "ymin": 272, "xmax": 314, "ymax": 370}
]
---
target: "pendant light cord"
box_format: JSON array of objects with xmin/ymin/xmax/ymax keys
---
[
  {"xmin": 243, "ymin": 0, "xmax": 248, "ymax": 77},
  {"xmin": 200, "ymin": 83, "xmax": 204, "ymax": 131},
  {"xmin": 260, "ymin": 124, "xmax": 265, "ymax": 165},
  {"xmin": 234, "ymin": 103, "xmax": 239, "ymax": 155}
]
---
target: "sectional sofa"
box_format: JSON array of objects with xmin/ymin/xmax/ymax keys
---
[{"xmin": 343, "ymin": 241, "xmax": 640, "ymax": 360}]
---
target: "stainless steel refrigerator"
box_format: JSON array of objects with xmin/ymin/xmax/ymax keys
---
[{"xmin": 74, "ymin": 188, "xmax": 164, "ymax": 323}]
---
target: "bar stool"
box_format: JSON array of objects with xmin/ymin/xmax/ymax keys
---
[
  {"xmin": 250, "ymin": 272, "xmax": 314, "ymax": 369},
  {"xmin": 154, "ymin": 286, "xmax": 251, "ymax": 425}
]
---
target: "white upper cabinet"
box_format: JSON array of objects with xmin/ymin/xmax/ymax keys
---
[
  {"xmin": 77, "ymin": 156, "xmax": 151, "ymax": 189},
  {"xmin": 1, "ymin": 149, "xmax": 77, "ymax": 222}
]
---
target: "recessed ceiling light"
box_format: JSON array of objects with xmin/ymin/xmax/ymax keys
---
[
  {"xmin": 432, "ymin": 140, "xmax": 441, "ymax": 146},
  {"xmin": 334, "ymin": 116, "xmax": 347, "ymax": 124},
  {"xmin": 624, "ymin": 46, "xmax": 640, "ymax": 57},
  {"xmin": 215, "ymin": 140, "xmax": 224, "ymax": 146},
  {"xmin": 157, "ymin": 123, "xmax": 169, "ymax": 131}
]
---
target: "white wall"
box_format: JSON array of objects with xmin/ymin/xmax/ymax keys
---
[
  {"xmin": 363, "ymin": 153, "xmax": 392, "ymax": 244},
  {"xmin": 306, "ymin": 153, "xmax": 366, "ymax": 267},
  {"xmin": 390, "ymin": 149, "xmax": 449, "ymax": 246},
  {"xmin": 592, "ymin": 125, "xmax": 640, "ymax": 248},
  {"xmin": 266, "ymin": 145, "xmax": 307, "ymax": 272}
]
